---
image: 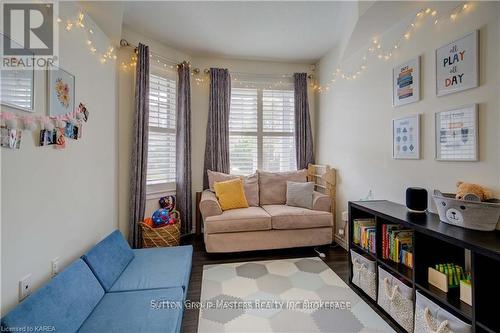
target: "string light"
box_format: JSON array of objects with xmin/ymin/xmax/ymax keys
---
[
  {"xmin": 313, "ymin": 2, "xmax": 473, "ymax": 93},
  {"xmin": 59, "ymin": 9, "xmax": 118, "ymax": 65}
]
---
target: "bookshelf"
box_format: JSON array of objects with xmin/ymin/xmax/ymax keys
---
[{"xmin": 348, "ymin": 200, "xmax": 500, "ymax": 333}]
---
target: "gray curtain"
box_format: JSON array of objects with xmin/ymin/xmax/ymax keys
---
[
  {"xmin": 203, "ymin": 68, "xmax": 231, "ymax": 189},
  {"xmin": 294, "ymin": 73, "xmax": 314, "ymax": 169},
  {"xmin": 129, "ymin": 43, "xmax": 149, "ymax": 248},
  {"xmin": 176, "ymin": 62, "xmax": 192, "ymax": 235}
]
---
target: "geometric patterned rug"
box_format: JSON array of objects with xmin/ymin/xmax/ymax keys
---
[{"xmin": 197, "ymin": 257, "xmax": 395, "ymax": 332}]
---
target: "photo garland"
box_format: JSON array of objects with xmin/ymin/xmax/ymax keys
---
[{"xmin": 0, "ymin": 103, "xmax": 88, "ymax": 150}]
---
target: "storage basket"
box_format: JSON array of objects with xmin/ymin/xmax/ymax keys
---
[
  {"xmin": 377, "ymin": 266, "xmax": 414, "ymax": 332},
  {"xmin": 433, "ymin": 190, "xmax": 500, "ymax": 231},
  {"xmin": 351, "ymin": 250, "xmax": 377, "ymax": 300},
  {"xmin": 414, "ymin": 290, "xmax": 472, "ymax": 333},
  {"xmin": 139, "ymin": 221, "xmax": 180, "ymax": 248}
]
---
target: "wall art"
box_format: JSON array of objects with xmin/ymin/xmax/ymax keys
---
[
  {"xmin": 393, "ymin": 114, "xmax": 420, "ymax": 159},
  {"xmin": 47, "ymin": 66, "xmax": 75, "ymax": 117},
  {"xmin": 435, "ymin": 104, "xmax": 478, "ymax": 161},
  {"xmin": 393, "ymin": 56, "xmax": 420, "ymax": 107},
  {"xmin": 436, "ymin": 31, "xmax": 478, "ymax": 96}
]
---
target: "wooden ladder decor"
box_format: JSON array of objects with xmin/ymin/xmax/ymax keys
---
[{"xmin": 307, "ymin": 164, "xmax": 337, "ymax": 243}]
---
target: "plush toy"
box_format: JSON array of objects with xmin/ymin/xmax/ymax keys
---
[
  {"xmin": 456, "ymin": 181, "xmax": 492, "ymax": 202},
  {"xmin": 159, "ymin": 195, "xmax": 176, "ymax": 212}
]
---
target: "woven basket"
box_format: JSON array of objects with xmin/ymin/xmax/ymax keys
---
[{"xmin": 139, "ymin": 221, "xmax": 180, "ymax": 248}]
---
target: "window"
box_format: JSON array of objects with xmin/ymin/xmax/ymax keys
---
[
  {"xmin": 147, "ymin": 72, "xmax": 176, "ymax": 192},
  {"xmin": 229, "ymin": 82, "xmax": 295, "ymax": 175}
]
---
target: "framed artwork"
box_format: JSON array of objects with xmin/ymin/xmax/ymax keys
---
[
  {"xmin": 392, "ymin": 56, "xmax": 420, "ymax": 107},
  {"xmin": 435, "ymin": 104, "xmax": 478, "ymax": 161},
  {"xmin": 47, "ymin": 65, "xmax": 75, "ymax": 117},
  {"xmin": 0, "ymin": 33, "xmax": 35, "ymax": 112},
  {"xmin": 393, "ymin": 114, "xmax": 420, "ymax": 159},
  {"xmin": 436, "ymin": 31, "xmax": 478, "ymax": 96}
]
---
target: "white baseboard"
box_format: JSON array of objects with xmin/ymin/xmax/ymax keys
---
[{"xmin": 334, "ymin": 234, "xmax": 348, "ymax": 250}]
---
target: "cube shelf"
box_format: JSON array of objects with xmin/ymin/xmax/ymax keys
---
[{"xmin": 348, "ymin": 200, "xmax": 500, "ymax": 333}]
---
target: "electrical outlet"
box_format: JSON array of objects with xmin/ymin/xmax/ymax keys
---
[
  {"xmin": 342, "ymin": 211, "xmax": 348, "ymax": 222},
  {"xmin": 339, "ymin": 228, "xmax": 345, "ymax": 236},
  {"xmin": 51, "ymin": 257, "xmax": 60, "ymax": 277},
  {"xmin": 19, "ymin": 274, "xmax": 32, "ymax": 301}
]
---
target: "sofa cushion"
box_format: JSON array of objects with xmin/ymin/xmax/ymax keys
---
[
  {"xmin": 286, "ymin": 181, "xmax": 314, "ymax": 209},
  {"xmin": 82, "ymin": 230, "xmax": 134, "ymax": 291},
  {"xmin": 262, "ymin": 205, "xmax": 333, "ymax": 230},
  {"xmin": 1, "ymin": 259, "xmax": 104, "ymax": 333},
  {"xmin": 109, "ymin": 245, "xmax": 193, "ymax": 294},
  {"xmin": 259, "ymin": 170, "xmax": 307, "ymax": 205},
  {"xmin": 207, "ymin": 170, "xmax": 259, "ymax": 206},
  {"xmin": 78, "ymin": 287, "xmax": 184, "ymax": 333},
  {"xmin": 109, "ymin": 245, "xmax": 193, "ymax": 292},
  {"xmin": 214, "ymin": 178, "xmax": 249, "ymax": 211},
  {"xmin": 204, "ymin": 207, "xmax": 271, "ymax": 234}
]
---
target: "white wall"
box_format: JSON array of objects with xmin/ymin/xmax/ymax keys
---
[
  {"xmin": 118, "ymin": 28, "xmax": 315, "ymax": 235},
  {"xmin": 1, "ymin": 3, "xmax": 118, "ymax": 314},
  {"xmin": 316, "ymin": 2, "xmax": 500, "ymax": 239}
]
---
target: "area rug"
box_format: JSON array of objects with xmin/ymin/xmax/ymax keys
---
[{"xmin": 197, "ymin": 257, "xmax": 394, "ymax": 333}]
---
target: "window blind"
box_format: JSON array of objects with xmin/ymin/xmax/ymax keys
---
[
  {"xmin": 229, "ymin": 85, "xmax": 296, "ymax": 175},
  {"xmin": 0, "ymin": 69, "xmax": 34, "ymax": 111},
  {"xmin": 147, "ymin": 73, "xmax": 176, "ymax": 186}
]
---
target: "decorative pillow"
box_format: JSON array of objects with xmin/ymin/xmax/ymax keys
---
[
  {"xmin": 259, "ymin": 169, "xmax": 308, "ymax": 205},
  {"xmin": 207, "ymin": 170, "xmax": 259, "ymax": 206},
  {"xmin": 286, "ymin": 181, "xmax": 314, "ymax": 209},
  {"xmin": 214, "ymin": 178, "xmax": 249, "ymax": 211}
]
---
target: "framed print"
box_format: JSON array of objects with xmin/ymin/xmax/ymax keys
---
[
  {"xmin": 393, "ymin": 114, "xmax": 420, "ymax": 159},
  {"xmin": 435, "ymin": 104, "xmax": 478, "ymax": 161},
  {"xmin": 47, "ymin": 66, "xmax": 75, "ymax": 117},
  {"xmin": 0, "ymin": 33, "xmax": 35, "ymax": 112},
  {"xmin": 393, "ymin": 56, "xmax": 420, "ymax": 107},
  {"xmin": 436, "ymin": 31, "xmax": 478, "ymax": 96}
]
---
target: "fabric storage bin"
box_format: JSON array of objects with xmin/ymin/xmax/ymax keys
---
[
  {"xmin": 414, "ymin": 291, "xmax": 472, "ymax": 333},
  {"xmin": 377, "ymin": 266, "xmax": 414, "ymax": 332},
  {"xmin": 350, "ymin": 249, "xmax": 377, "ymax": 300}
]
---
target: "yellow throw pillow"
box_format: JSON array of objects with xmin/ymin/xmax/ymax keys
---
[{"xmin": 214, "ymin": 178, "xmax": 249, "ymax": 211}]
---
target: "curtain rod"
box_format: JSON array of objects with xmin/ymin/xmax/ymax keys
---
[
  {"xmin": 120, "ymin": 39, "xmax": 184, "ymax": 66},
  {"xmin": 193, "ymin": 68, "xmax": 313, "ymax": 80},
  {"xmin": 120, "ymin": 39, "xmax": 314, "ymax": 79}
]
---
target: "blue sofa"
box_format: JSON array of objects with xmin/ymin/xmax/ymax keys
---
[{"xmin": 1, "ymin": 230, "xmax": 193, "ymax": 333}]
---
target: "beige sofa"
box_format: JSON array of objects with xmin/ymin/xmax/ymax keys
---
[{"xmin": 199, "ymin": 170, "xmax": 333, "ymax": 253}]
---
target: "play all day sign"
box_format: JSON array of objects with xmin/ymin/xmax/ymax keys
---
[{"xmin": 436, "ymin": 31, "xmax": 478, "ymax": 96}]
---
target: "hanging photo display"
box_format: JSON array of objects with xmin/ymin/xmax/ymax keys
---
[
  {"xmin": 392, "ymin": 57, "xmax": 420, "ymax": 107},
  {"xmin": 435, "ymin": 104, "xmax": 478, "ymax": 161},
  {"xmin": 0, "ymin": 126, "xmax": 22, "ymax": 149},
  {"xmin": 393, "ymin": 114, "xmax": 420, "ymax": 159},
  {"xmin": 436, "ymin": 31, "xmax": 478, "ymax": 96}
]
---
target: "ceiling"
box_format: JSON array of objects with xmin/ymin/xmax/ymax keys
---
[{"xmin": 84, "ymin": 1, "xmax": 359, "ymax": 64}]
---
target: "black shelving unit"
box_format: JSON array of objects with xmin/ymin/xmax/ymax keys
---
[{"xmin": 348, "ymin": 200, "xmax": 500, "ymax": 333}]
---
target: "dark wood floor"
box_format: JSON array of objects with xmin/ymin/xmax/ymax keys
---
[{"xmin": 179, "ymin": 236, "xmax": 349, "ymax": 333}]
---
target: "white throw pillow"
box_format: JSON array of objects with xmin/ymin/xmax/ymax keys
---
[{"xmin": 286, "ymin": 181, "xmax": 314, "ymax": 209}]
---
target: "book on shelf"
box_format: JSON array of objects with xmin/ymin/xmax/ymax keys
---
[
  {"xmin": 353, "ymin": 219, "xmax": 376, "ymax": 254},
  {"xmin": 381, "ymin": 224, "xmax": 414, "ymax": 269}
]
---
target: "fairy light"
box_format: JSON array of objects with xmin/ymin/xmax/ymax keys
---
[{"xmin": 314, "ymin": 2, "xmax": 473, "ymax": 93}]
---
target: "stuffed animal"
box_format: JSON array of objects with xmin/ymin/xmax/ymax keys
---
[
  {"xmin": 159, "ymin": 195, "xmax": 176, "ymax": 212},
  {"xmin": 456, "ymin": 181, "xmax": 492, "ymax": 202}
]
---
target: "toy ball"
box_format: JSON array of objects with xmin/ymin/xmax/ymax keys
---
[{"xmin": 152, "ymin": 208, "xmax": 170, "ymax": 226}]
